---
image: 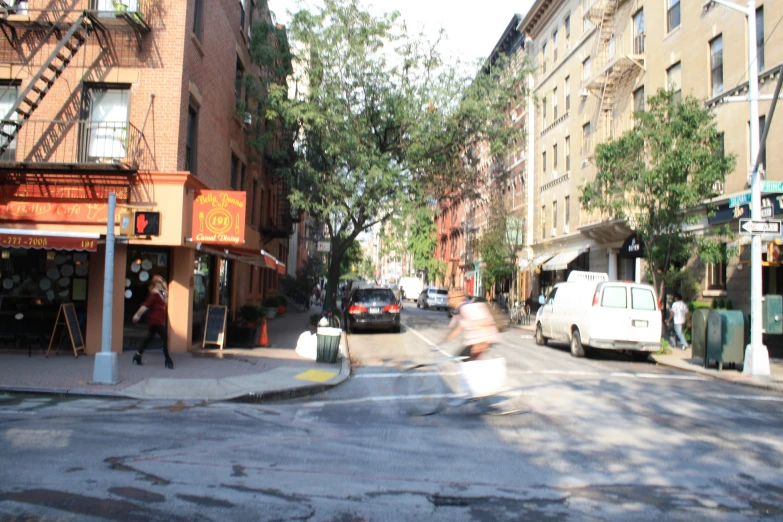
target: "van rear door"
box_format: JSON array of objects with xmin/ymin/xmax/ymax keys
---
[
  {"xmin": 627, "ymin": 285, "xmax": 661, "ymax": 344},
  {"xmin": 592, "ymin": 284, "xmax": 630, "ymax": 342}
]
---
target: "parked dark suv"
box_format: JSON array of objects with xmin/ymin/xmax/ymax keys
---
[{"xmin": 344, "ymin": 288, "xmax": 401, "ymax": 333}]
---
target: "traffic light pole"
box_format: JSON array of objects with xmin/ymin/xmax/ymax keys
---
[{"xmin": 93, "ymin": 192, "xmax": 119, "ymax": 384}]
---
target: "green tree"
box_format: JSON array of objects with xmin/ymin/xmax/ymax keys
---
[
  {"xmin": 580, "ymin": 88, "xmax": 735, "ymax": 301},
  {"xmin": 340, "ymin": 239, "xmax": 364, "ymax": 278},
  {"xmin": 254, "ymin": 0, "xmax": 529, "ymax": 311},
  {"xmin": 476, "ymin": 194, "xmax": 524, "ymax": 297},
  {"xmin": 407, "ymin": 205, "xmax": 445, "ymax": 283}
]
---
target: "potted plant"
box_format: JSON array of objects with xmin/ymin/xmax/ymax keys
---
[
  {"xmin": 277, "ymin": 295, "xmax": 288, "ymax": 316},
  {"xmin": 263, "ymin": 296, "xmax": 279, "ymax": 319},
  {"xmin": 239, "ymin": 304, "xmax": 261, "ymax": 326}
]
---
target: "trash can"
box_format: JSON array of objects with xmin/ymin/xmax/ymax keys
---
[
  {"xmin": 316, "ymin": 326, "xmax": 341, "ymax": 363},
  {"xmin": 706, "ymin": 310, "xmax": 748, "ymax": 371},
  {"xmin": 691, "ymin": 309, "xmax": 710, "ymax": 362}
]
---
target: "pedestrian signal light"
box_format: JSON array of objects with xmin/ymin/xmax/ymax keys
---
[{"xmin": 134, "ymin": 211, "xmax": 161, "ymax": 236}]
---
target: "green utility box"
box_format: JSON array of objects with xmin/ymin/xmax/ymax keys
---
[
  {"xmin": 705, "ymin": 310, "xmax": 748, "ymax": 371},
  {"xmin": 691, "ymin": 309, "xmax": 710, "ymax": 361},
  {"xmin": 316, "ymin": 327, "xmax": 341, "ymax": 363},
  {"xmin": 763, "ymin": 295, "xmax": 783, "ymax": 335}
]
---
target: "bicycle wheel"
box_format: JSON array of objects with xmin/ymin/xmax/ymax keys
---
[{"xmin": 393, "ymin": 364, "xmax": 448, "ymax": 416}]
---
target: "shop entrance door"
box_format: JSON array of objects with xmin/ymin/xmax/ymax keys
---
[{"xmin": 123, "ymin": 247, "xmax": 170, "ymax": 351}]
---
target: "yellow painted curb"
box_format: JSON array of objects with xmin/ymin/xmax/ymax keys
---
[{"xmin": 295, "ymin": 369, "xmax": 338, "ymax": 383}]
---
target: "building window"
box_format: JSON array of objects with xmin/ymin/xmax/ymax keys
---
[
  {"xmin": 710, "ymin": 36, "xmax": 723, "ymax": 97},
  {"xmin": 186, "ymin": 103, "xmax": 198, "ymax": 174},
  {"xmin": 565, "ymin": 76, "xmax": 571, "ymax": 111},
  {"xmin": 668, "ymin": 0, "xmax": 680, "ymax": 33},
  {"xmin": 565, "ymin": 136, "xmax": 571, "ymax": 170},
  {"xmin": 251, "ymin": 178, "xmax": 258, "ymax": 226},
  {"xmin": 582, "ymin": 122, "xmax": 591, "ymax": 155},
  {"xmin": 584, "ymin": 13, "xmax": 592, "ymax": 32},
  {"xmin": 564, "ymin": 15, "xmax": 571, "ymax": 49},
  {"xmin": 230, "ymin": 154, "xmax": 239, "ymax": 189},
  {"xmin": 82, "ymin": 85, "xmax": 130, "ymax": 163},
  {"xmin": 633, "ymin": 86, "xmax": 645, "ymax": 113},
  {"xmin": 553, "ymin": 87, "xmax": 558, "ymax": 120},
  {"xmin": 553, "ymin": 30, "xmax": 558, "ymax": 62},
  {"xmin": 193, "ymin": 0, "xmax": 205, "ymax": 40},
  {"xmin": 667, "ymin": 62, "xmax": 681, "ymax": 104},
  {"xmin": 541, "ymin": 205, "xmax": 546, "ymax": 239},
  {"xmin": 716, "ymin": 132, "xmax": 725, "ymax": 159},
  {"xmin": 0, "ymin": 83, "xmax": 19, "ymax": 161},
  {"xmin": 707, "ymin": 244, "xmax": 727, "ymax": 290},
  {"xmin": 542, "ymin": 151, "xmax": 547, "ymax": 173},
  {"xmin": 565, "ymin": 195, "xmax": 570, "ymax": 224},
  {"xmin": 542, "ymin": 96, "xmax": 547, "ymax": 124},
  {"xmin": 553, "ymin": 143, "xmax": 558, "ymax": 170},
  {"xmin": 235, "ymin": 57, "xmax": 244, "ymax": 100},
  {"xmin": 582, "ymin": 57, "xmax": 591, "ymax": 81},
  {"xmin": 633, "ymin": 9, "xmax": 645, "ymax": 54},
  {"xmin": 240, "ymin": 0, "xmax": 246, "ymax": 30},
  {"xmin": 247, "ymin": 0, "xmax": 254, "ymax": 38},
  {"xmin": 542, "ymin": 41, "xmax": 547, "ymax": 74},
  {"xmin": 756, "ymin": 7, "xmax": 764, "ymax": 71},
  {"xmin": 553, "ymin": 200, "xmax": 558, "ymax": 230}
]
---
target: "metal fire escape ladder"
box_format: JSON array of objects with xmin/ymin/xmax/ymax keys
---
[{"xmin": 0, "ymin": 13, "xmax": 93, "ymax": 156}]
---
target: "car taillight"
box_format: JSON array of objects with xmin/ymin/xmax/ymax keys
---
[
  {"xmin": 383, "ymin": 304, "xmax": 400, "ymax": 313},
  {"xmin": 592, "ymin": 292, "xmax": 600, "ymax": 306},
  {"xmin": 348, "ymin": 305, "xmax": 367, "ymax": 314}
]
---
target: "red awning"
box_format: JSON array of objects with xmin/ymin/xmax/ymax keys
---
[
  {"xmin": 0, "ymin": 229, "xmax": 99, "ymax": 252},
  {"xmin": 263, "ymin": 253, "xmax": 277, "ymax": 269},
  {"xmin": 195, "ymin": 243, "xmax": 282, "ymax": 269},
  {"xmin": 276, "ymin": 262, "xmax": 286, "ymax": 275}
]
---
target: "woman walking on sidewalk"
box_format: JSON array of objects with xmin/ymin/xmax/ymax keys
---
[{"xmin": 132, "ymin": 275, "xmax": 174, "ymax": 369}]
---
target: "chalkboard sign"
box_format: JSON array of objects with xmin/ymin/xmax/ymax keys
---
[
  {"xmin": 47, "ymin": 303, "xmax": 86, "ymax": 358},
  {"xmin": 202, "ymin": 305, "xmax": 227, "ymax": 350}
]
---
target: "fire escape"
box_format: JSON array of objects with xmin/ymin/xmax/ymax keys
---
[
  {"xmin": 582, "ymin": 0, "xmax": 645, "ymax": 155},
  {"xmin": 261, "ymin": 150, "xmax": 298, "ymax": 239},
  {"xmin": 0, "ymin": 2, "xmax": 153, "ymax": 188}
]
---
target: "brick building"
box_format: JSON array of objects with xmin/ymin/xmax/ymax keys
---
[{"xmin": 0, "ymin": 0, "xmax": 294, "ymax": 354}]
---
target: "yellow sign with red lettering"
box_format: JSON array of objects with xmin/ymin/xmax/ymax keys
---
[{"xmin": 192, "ymin": 190, "xmax": 246, "ymax": 245}]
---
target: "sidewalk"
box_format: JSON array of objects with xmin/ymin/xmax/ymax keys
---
[
  {"xmin": 0, "ymin": 309, "xmax": 351, "ymax": 401},
  {"xmin": 514, "ymin": 322, "xmax": 783, "ymax": 392}
]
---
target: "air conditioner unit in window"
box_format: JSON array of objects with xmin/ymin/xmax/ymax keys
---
[
  {"xmin": 551, "ymin": 227, "xmax": 557, "ymax": 237},
  {"xmin": 579, "ymin": 89, "xmax": 589, "ymax": 98},
  {"xmin": 712, "ymin": 181, "xmax": 724, "ymax": 195},
  {"xmin": 563, "ymin": 224, "xmax": 569, "ymax": 234},
  {"xmin": 244, "ymin": 112, "xmax": 253, "ymax": 126}
]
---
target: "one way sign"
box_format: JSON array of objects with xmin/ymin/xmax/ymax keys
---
[{"xmin": 739, "ymin": 219, "xmax": 782, "ymax": 235}]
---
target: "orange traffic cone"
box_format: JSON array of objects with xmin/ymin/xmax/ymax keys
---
[{"xmin": 258, "ymin": 319, "xmax": 269, "ymax": 347}]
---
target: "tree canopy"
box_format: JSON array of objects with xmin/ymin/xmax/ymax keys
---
[
  {"xmin": 580, "ymin": 88, "xmax": 736, "ymax": 300},
  {"xmin": 254, "ymin": 0, "xmax": 530, "ymax": 310}
]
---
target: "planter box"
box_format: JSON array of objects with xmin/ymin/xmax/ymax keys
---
[{"xmin": 226, "ymin": 325, "xmax": 262, "ymax": 348}]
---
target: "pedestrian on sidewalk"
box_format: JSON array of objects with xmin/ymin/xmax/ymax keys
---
[
  {"xmin": 132, "ymin": 275, "xmax": 174, "ymax": 369},
  {"xmin": 666, "ymin": 293, "xmax": 690, "ymax": 350}
]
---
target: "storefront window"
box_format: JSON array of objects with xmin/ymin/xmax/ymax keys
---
[
  {"xmin": 123, "ymin": 247, "xmax": 170, "ymax": 349},
  {"xmin": 192, "ymin": 253, "xmax": 213, "ymax": 342},
  {"xmin": 0, "ymin": 249, "xmax": 89, "ymax": 310},
  {"xmin": 219, "ymin": 259, "xmax": 231, "ymax": 307}
]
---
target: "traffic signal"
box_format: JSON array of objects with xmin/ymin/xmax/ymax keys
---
[{"xmin": 134, "ymin": 211, "xmax": 161, "ymax": 236}]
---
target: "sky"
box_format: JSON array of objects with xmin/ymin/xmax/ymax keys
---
[{"xmin": 266, "ymin": 0, "xmax": 536, "ymax": 65}]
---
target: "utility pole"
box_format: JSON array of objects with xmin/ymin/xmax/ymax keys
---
[
  {"xmin": 706, "ymin": 0, "xmax": 769, "ymax": 375},
  {"xmin": 93, "ymin": 192, "xmax": 119, "ymax": 384}
]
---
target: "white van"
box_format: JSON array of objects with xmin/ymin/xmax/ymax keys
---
[
  {"xmin": 398, "ymin": 276, "xmax": 424, "ymax": 302},
  {"xmin": 535, "ymin": 271, "xmax": 661, "ymax": 360}
]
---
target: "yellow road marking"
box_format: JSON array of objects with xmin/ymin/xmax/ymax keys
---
[{"xmin": 295, "ymin": 369, "xmax": 338, "ymax": 383}]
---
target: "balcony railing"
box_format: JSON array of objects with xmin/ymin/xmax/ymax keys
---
[
  {"xmin": 0, "ymin": 1, "xmax": 155, "ymax": 32},
  {"xmin": 0, "ymin": 119, "xmax": 148, "ymax": 171}
]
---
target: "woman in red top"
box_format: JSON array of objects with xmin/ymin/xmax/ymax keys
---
[{"xmin": 132, "ymin": 275, "xmax": 173, "ymax": 369}]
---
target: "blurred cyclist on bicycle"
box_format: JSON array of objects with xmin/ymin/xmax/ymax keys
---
[{"xmin": 443, "ymin": 290, "xmax": 501, "ymax": 360}]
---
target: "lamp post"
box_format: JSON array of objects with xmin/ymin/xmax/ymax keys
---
[
  {"xmin": 706, "ymin": 0, "xmax": 769, "ymax": 376},
  {"xmin": 93, "ymin": 192, "xmax": 119, "ymax": 384}
]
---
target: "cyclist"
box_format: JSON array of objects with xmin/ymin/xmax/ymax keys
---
[{"xmin": 440, "ymin": 289, "xmax": 502, "ymax": 406}]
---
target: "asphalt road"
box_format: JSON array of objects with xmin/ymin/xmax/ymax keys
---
[{"xmin": 0, "ymin": 304, "xmax": 782, "ymax": 521}]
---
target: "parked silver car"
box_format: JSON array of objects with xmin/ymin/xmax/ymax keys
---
[{"xmin": 417, "ymin": 287, "xmax": 449, "ymax": 310}]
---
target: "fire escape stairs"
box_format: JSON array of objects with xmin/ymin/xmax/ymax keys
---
[{"xmin": 0, "ymin": 13, "xmax": 102, "ymax": 157}]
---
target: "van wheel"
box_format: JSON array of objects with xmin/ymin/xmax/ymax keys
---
[
  {"xmin": 570, "ymin": 329, "xmax": 585, "ymax": 358},
  {"xmin": 535, "ymin": 324, "xmax": 548, "ymax": 346}
]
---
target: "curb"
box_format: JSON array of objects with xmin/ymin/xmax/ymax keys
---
[{"xmin": 650, "ymin": 354, "xmax": 783, "ymax": 393}]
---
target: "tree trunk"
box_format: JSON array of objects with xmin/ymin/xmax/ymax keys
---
[{"xmin": 323, "ymin": 244, "xmax": 345, "ymax": 314}]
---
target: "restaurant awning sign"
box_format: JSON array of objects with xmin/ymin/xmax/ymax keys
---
[
  {"xmin": 192, "ymin": 190, "xmax": 246, "ymax": 245},
  {"xmin": 619, "ymin": 233, "xmax": 645, "ymax": 259}
]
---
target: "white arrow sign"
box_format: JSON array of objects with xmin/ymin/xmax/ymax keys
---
[{"xmin": 739, "ymin": 219, "xmax": 782, "ymax": 234}]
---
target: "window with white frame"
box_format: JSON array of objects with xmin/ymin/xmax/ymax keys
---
[
  {"xmin": 552, "ymin": 200, "xmax": 558, "ymax": 229},
  {"xmin": 565, "ymin": 136, "xmax": 570, "ymax": 170},
  {"xmin": 0, "ymin": 83, "xmax": 19, "ymax": 161},
  {"xmin": 565, "ymin": 76, "xmax": 570, "ymax": 111},
  {"xmin": 710, "ymin": 35, "xmax": 723, "ymax": 97},
  {"xmin": 82, "ymin": 85, "xmax": 130, "ymax": 162},
  {"xmin": 582, "ymin": 57, "xmax": 591, "ymax": 81},
  {"xmin": 542, "ymin": 41, "xmax": 547, "ymax": 74},
  {"xmin": 667, "ymin": 62, "xmax": 681, "ymax": 103},
  {"xmin": 553, "ymin": 87, "xmax": 558, "ymax": 119},
  {"xmin": 564, "ymin": 195, "xmax": 570, "ymax": 225},
  {"xmin": 633, "ymin": 86, "xmax": 645, "ymax": 113},
  {"xmin": 668, "ymin": 0, "xmax": 680, "ymax": 32},
  {"xmin": 553, "ymin": 143, "xmax": 558, "ymax": 170},
  {"xmin": 564, "ymin": 15, "xmax": 571, "ymax": 49},
  {"xmin": 757, "ymin": 7, "xmax": 764, "ymax": 71},
  {"xmin": 553, "ymin": 30, "xmax": 558, "ymax": 62}
]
